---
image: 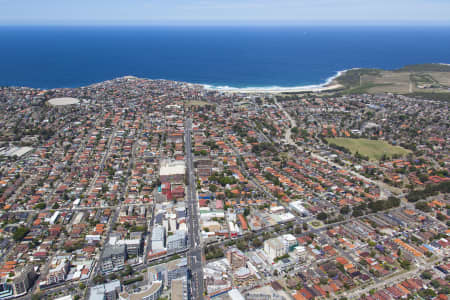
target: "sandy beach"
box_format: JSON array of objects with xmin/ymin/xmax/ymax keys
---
[
  {"xmin": 205, "ymin": 69, "xmax": 349, "ymax": 94},
  {"xmin": 218, "ymin": 83, "xmax": 344, "ymax": 94}
]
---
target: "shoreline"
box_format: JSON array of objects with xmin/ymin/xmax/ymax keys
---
[
  {"xmin": 201, "ymin": 69, "xmax": 352, "ymax": 94},
  {"xmin": 0, "ymin": 69, "xmax": 350, "ymax": 94},
  {"xmin": 2, "ymin": 63, "xmax": 448, "ymax": 93}
]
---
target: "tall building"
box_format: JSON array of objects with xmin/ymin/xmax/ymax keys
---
[
  {"xmin": 89, "ymin": 280, "xmax": 121, "ymax": 300},
  {"xmin": 101, "ymin": 245, "xmax": 126, "ymax": 273},
  {"xmin": 226, "ymin": 247, "xmax": 247, "ymax": 270},
  {"xmin": 111, "ymin": 236, "xmax": 143, "ymax": 257},
  {"xmin": 282, "ymin": 234, "xmax": 298, "ymax": 251},
  {"xmin": 233, "ymin": 267, "xmax": 256, "ymax": 286},
  {"xmin": 171, "ymin": 276, "xmax": 190, "ymax": 300},
  {"xmin": 167, "ymin": 230, "xmax": 187, "ymax": 252},
  {"xmin": 119, "ymin": 281, "xmax": 162, "ymax": 300},
  {"xmin": 46, "ymin": 258, "xmax": 70, "ymax": 285},
  {"xmin": 264, "ymin": 237, "xmax": 287, "ymax": 263},
  {"xmin": 167, "ymin": 258, "xmax": 188, "ymax": 286},
  {"xmin": 0, "ymin": 266, "xmax": 37, "ymax": 298},
  {"xmin": 15, "ymin": 266, "xmax": 37, "ymax": 296},
  {"xmin": 151, "ymin": 225, "xmax": 166, "ymax": 251}
]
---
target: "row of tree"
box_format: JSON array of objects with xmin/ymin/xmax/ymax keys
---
[{"xmin": 407, "ymin": 181, "xmax": 450, "ymax": 202}]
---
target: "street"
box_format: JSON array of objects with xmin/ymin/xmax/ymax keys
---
[{"xmin": 185, "ymin": 117, "xmax": 204, "ymax": 300}]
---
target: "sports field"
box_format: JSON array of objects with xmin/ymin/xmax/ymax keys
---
[
  {"xmin": 327, "ymin": 138, "xmax": 411, "ymax": 161},
  {"xmin": 187, "ymin": 100, "xmax": 210, "ymax": 106}
]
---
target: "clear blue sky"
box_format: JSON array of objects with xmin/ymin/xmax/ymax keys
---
[{"xmin": 1, "ymin": 0, "xmax": 449, "ymax": 25}]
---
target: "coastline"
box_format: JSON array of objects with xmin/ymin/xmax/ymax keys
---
[
  {"xmin": 3, "ymin": 63, "xmax": 449, "ymax": 93},
  {"xmin": 202, "ymin": 69, "xmax": 351, "ymax": 94},
  {"xmin": 3, "ymin": 69, "xmax": 350, "ymax": 93}
]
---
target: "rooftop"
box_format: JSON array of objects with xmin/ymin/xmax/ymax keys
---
[
  {"xmin": 119, "ymin": 280, "xmax": 162, "ymax": 300},
  {"xmin": 89, "ymin": 280, "xmax": 121, "ymax": 300},
  {"xmin": 48, "ymin": 97, "xmax": 80, "ymax": 106}
]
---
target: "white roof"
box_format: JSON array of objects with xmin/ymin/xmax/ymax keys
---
[
  {"xmin": 228, "ymin": 288, "xmax": 246, "ymax": 300},
  {"xmin": 270, "ymin": 205, "xmax": 285, "ymax": 212},
  {"xmin": 0, "ymin": 146, "xmax": 33, "ymax": 157},
  {"xmin": 289, "ymin": 200, "xmax": 307, "ymax": 213},
  {"xmin": 283, "ymin": 234, "xmax": 296, "ymax": 241},
  {"xmin": 278, "ymin": 212, "xmax": 295, "ymax": 221},
  {"xmin": 89, "ymin": 280, "xmax": 121, "ymax": 300},
  {"xmin": 54, "ymin": 296, "xmax": 73, "ymax": 300},
  {"xmin": 159, "ymin": 160, "xmax": 185, "ymax": 176},
  {"xmin": 48, "ymin": 97, "xmax": 80, "ymax": 106}
]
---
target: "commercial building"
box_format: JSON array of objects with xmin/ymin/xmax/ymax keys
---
[
  {"xmin": 283, "ymin": 234, "xmax": 298, "ymax": 251},
  {"xmin": 46, "ymin": 258, "xmax": 70, "ymax": 285},
  {"xmin": 167, "ymin": 258, "xmax": 188, "ymax": 286},
  {"xmin": 264, "ymin": 237, "xmax": 288, "ymax": 263},
  {"xmin": 167, "ymin": 230, "xmax": 187, "ymax": 252},
  {"xmin": 151, "ymin": 225, "xmax": 166, "ymax": 251},
  {"xmin": 159, "ymin": 159, "xmax": 186, "ymax": 183},
  {"xmin": 101, "ymin": 245, "xmax": 126, "ymax": 273},
  {"xmin": 0, "ymin": 266, "xmax": 37, "ymax": 298},
  {"xmin": 89, "ymin": 280, "xmax": 121, "ymax": 300},
  {"xmin": 226, "ymin": 248, "xmax": 247, "ymax": 270},
  {"xmin": 110, "ymin": 235, "xmax": 143, "ymax": 257},
  {"xmin": 119, "ymin": 281, "xmax": 162, "ymax": 300},
  {"xmin": 233, "ymin": 267, "xmax": 256, "ymax": 286},
  {"xmin": 289, "ymin": 200, "xmax": 309, "ymax": 216},
  {"xmin": 171, "ymin": 277, "xmax": 190, "ymax": 300},
  {"xmin": 295, "ymin": 246, "xmax": 308, "ymax": 261}
]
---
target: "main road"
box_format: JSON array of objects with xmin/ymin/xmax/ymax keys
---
[{"xmin": 185, "ymin": 117, "xmax": 204, "ymax": 300}]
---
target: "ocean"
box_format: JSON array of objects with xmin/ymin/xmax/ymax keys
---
[{"xmin": 0, "ymin": 26, "xmax": 450, "ymax": 90}]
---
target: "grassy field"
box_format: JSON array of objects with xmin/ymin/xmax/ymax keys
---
[
  {"xmin": 364, "ymin": 71, "xmax": 450, "ymax": 94},
  {"xmin": 334, "ymin": 64, "xmax": 450, "ymax": 96},
  {"xmin": 187, "ymin": 100, "xmax": 210, "ymax": 106},
  {"xmin": 327, "ymin": 138, "xmax": 411, "ymax": 161}
]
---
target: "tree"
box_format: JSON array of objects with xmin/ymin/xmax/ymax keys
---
[
  {"xmin": 33, "ymin": 202, "xmax": 46, "ymax": 210},
  {"xmin": 399, "ymin": 259, "xmax": 411, "ymax": 270},
  {"xmin": 436, "ymin": 212, "xmax": 446, "ymax": 221},
  {"xmin": 93, "ymin": 274, "xmax": 106, "ymax": 284},
  {"xmin": 121, "ymin": 265, "xmax": 133, "ymax": 277},
  {"xmin": 439, "ymin": 286, "xmax": 450, "ymax": 295},
  {"xmin": 327, "ymin": 270, "xmax": 337, "ymax": 278},
  {"xmin": 352, "ymin": 209, "xmax": 363, "ymax": 217},
  {"xmin": 31, "ymin": 293, "xmax": 42, "ymax": 300},
  {"xmin": 205, "ymin": 245, "xmax": 224, "ymax": 260},
  {"xmin": 13, "ymin": 226, "xmax": 30, "ymax": 242},
  {"xmin": 421, "ymin": 271, "xmax": 432, "ymax": 280},
  {"xmin": 294, "ymin": 226, "xmax": 302, "ymax": 235},
  {"xmin": 236, "ymin": 240, "xmax": 248, "ymax": 251},
  {"xmin": 418, "ymin": 289, "xmax": 436, "ymax": 298},
  {"xmin": 317, "ymin": 212, "xmax": 328, "ymax": 221},
  {"xmin": 243, "ymin": 208, "xmax": 250, "ymax": 217},
  {"xmin": 415, "ymin": 201, "xmax": 431, "ymax": 212},
  {"xmin": 252, "ymin": 237, "xmax": 262, "ymax": 248},
  {"xmin": 340, "ymin": 205, "xmax": 350, "ymax": 215},
  {"xmin": 430, "ymin": 279, "xmax": 440, "ymax": 289}
]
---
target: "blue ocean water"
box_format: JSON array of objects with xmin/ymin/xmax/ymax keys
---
[{"xmin": 0, "ymin": 26, "xmax": 450, "ymax": 89}]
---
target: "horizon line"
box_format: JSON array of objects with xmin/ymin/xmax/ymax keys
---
[{"xmin": 1, "ymin": 20, "xmax": 450, "ymax": 27}]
